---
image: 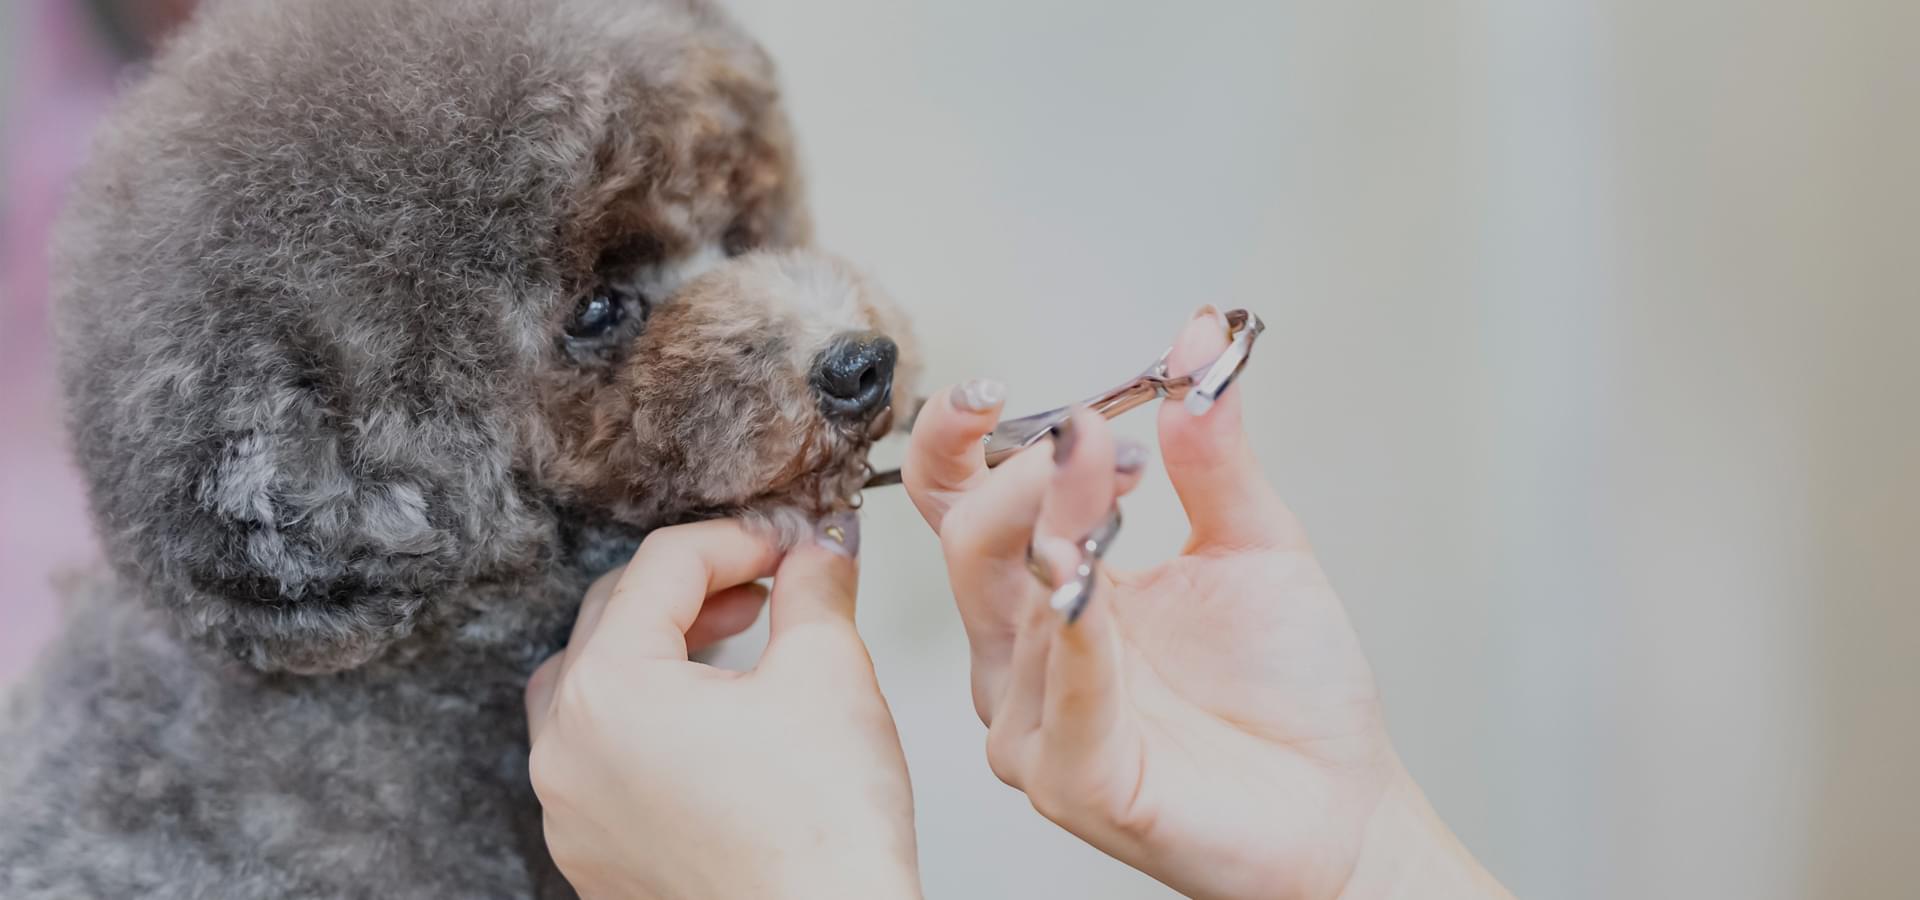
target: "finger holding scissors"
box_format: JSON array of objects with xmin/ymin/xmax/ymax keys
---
[{"xmin": 865, "ymin": 309, "xmax": 1264, "ymax": 490}]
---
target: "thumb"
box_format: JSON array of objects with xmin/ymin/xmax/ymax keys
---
[
  {"xmin": 766, "ymin": 511, "xmax": 863, "ymax": 643},
  {"xmin": 1158, "ymin": 306, "xmax": 1302, "ymax": 551},
  {"xmin": 904, "ymin": 379, "xmax": 1007, "ymax": 531}
]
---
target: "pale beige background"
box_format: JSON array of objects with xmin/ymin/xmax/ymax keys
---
[{"xmin": 710, "ymin": 1, "xmax": 1919, "ymax": 898}]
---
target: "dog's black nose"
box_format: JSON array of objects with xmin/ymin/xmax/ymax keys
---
[{"xmin": 812, "ymin": 332, "xmax": 897, "ymax": 422}]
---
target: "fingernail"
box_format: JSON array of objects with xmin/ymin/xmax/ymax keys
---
[
  {"xmin": 816, "ymin": 510, "xmax": 861, "ymax": 559},
  {"xmin": 1114, "ymin": 438, "xmax": 1150, "ymax": 475},
  {"xmin": 1049, "ymin": 416, "xmax": 1078, "ymax": 464},
  {"xmin": 950, "ymin": 378, "xmax": 1006, "ymax": 413},
  {"xmin": 1048, "ymin": 582, "xmax": 1086, "ymax": 621},
  {"xmin": 1192, "ymin": 303, "xmax": 1230, "ymax": 333}
]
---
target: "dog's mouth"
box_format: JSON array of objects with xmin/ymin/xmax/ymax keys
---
[
  {"xmin": 676, "ymin": 449, "xmax": 869, "ymax": 547},
  {"xmin": 777, "ymin": 400, "xmax": 900, "ymax": 510},
  {"xmin": 688, "ymin": 390, "xmax": 915, "ymax": 544}
]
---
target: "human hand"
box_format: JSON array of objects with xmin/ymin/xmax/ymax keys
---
[
  {"xmin": 524, "ymin": 517, "xmax": 922, "ymax": 900},
  {"xmin": 905, "ymin": 308, "xmax": 1509, "ymax": 900}
]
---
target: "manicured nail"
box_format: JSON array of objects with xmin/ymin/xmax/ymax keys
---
[
  {"xmin": 950, "ymin": 378, "xmax": 1006, "ymax": 413},
  {"xmin": 816, "ymin": 510, "xmax": 861, "ymax": 559},
  {"xmin": 1048, "ymin": 581, "xmax": 1087, "ymax": 622},
  {"xmin": 1114, "ymin": 438, "xmax": 1150, "ymax": 475},
  {"xmin": 1049, "ymin": 416, "xmax": 1078, "ymax": 464},
  {"xmin": 1192, "ymin": 303, "xmax": 1230, "ymax": 333}
]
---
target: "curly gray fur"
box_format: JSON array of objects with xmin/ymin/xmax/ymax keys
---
[{"xmin": 0, "ymin": 0, "xmax": 916, "ymax": 896}]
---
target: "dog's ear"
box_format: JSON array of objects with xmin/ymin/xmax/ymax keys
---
[
  {"xmin": 59, "ymin": 305, "xmax": 551, "ymax": 674},
  {"xmin": 168, "ymin": 390, "xmax": 452, "ymax": 674},
  {"xmin": 45, "ymin": 0, "xmax": 596, "ymax": 674}
]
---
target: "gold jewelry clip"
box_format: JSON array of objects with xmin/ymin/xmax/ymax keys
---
[{"xmin": 863, "ymin": 310, "xmax": 1265, "ymax": 489}]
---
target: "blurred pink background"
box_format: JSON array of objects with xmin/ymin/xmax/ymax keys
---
[
  {"xmin": 0, "ymin": 0, "xmax": 121, "ymax": 683},
  {"xmin": 2, "ymin": 0, "xmax": 198, "ymax": 680}
]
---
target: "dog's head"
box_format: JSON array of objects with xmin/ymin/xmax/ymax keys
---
[{"xmin": 53, "ymin": 0, "xmax": 918, "ymax": 674}]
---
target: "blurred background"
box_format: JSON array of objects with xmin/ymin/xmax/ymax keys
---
[{"xmin": 3, "ymin": 1, "xmax": 1914, "ymax": 897}]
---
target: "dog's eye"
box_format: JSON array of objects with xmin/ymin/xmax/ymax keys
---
[{"xmin": 567, "ymin": 290, "xmax": 627, "ymax": 339}]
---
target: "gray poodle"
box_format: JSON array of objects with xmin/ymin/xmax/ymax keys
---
[{"xmin": 0, "ymin": 0, "xmax": 918, "ymax": 896}]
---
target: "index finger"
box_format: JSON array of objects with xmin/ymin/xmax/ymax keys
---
[
  {"xmin": 903, "ymin": 379, "xmax": 1007, "ymax": 531},
  {"xmin": 585, "ymin": 519, "xmax": 785, "ymax": 662}
]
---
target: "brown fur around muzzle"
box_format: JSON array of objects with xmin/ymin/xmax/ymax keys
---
[{"xmin": 541, "ymin": 252, "xmax": 920, "ymax": 545}]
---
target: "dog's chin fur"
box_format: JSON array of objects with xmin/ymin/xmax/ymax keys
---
[
  {"xmin": 727, "ymin": 448, "xmax": 883, "ymax": 548},
  {"xmin": 665, "ymin": 407, "xmax": 899, "ymax": 549},
  {"xmin": 0, "ymin": 0, "xmax": 916, "ymax": 897}
]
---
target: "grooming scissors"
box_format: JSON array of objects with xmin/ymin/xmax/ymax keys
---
[
  {"xmin": 862, "ymin": 308, "xmax": 1264, "ymax": 622},
  {"xmin": 861, "ymin": 309, "xmax": 1265, "ymax": 488}
]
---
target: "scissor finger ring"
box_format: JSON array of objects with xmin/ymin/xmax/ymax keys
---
[{"xmin": 1034, "ymin": 505, "xmax": 1122, "ymax": 624}]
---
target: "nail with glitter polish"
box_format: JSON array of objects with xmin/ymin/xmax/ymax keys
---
[
  {"xmin": 1192, "ymin": 303, "xmax": 1230, "ymax": 333},
  {"xmin": 1049, "ymin": 581, "xmax": 1088, "ymax": 622},
  {"xmin": 816, "ymin": 510, "xmax": 861, "ymax": 559},
  {"xmin": 950, "ymin": 378, "xmax": 1006, "ymax": 413}
]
